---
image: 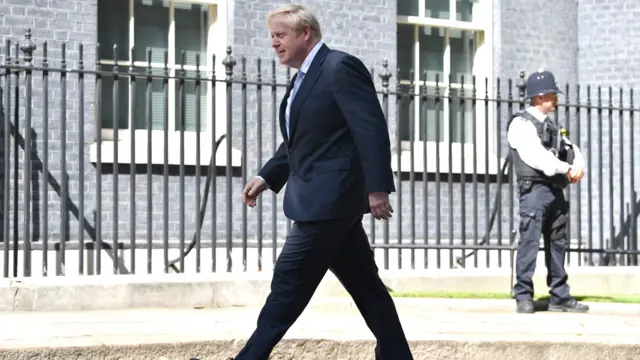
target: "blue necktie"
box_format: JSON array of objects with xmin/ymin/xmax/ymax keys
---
[{"xmin": 286, "ymin": 70, "xmax": 305, "ymax": 137}]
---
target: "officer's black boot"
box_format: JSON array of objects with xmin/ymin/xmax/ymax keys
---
[
  {"xmin": 548, "ymin": 298, "xmax": 589, "ymax": 313},
  {"xmin": 516, "ymin": 300, "xmax": 534, "ymax": 313}
]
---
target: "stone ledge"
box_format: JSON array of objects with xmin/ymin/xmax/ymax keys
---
[
  {"xmin": 2, "ymin": 340, "xmax": 640, "ymax": 360},
  {"xmin": 0, "ymin": 267, "xmax": 638, "ymax": 311}
]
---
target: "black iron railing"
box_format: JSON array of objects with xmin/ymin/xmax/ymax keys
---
[{"xmin": 0, "ymin": 29, "xmax": 638, "ymax": 278}]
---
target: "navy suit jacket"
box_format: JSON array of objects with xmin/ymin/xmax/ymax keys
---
[{"xmin": 258, "ymin": 44, "xmax": 395, "ymax": 222}]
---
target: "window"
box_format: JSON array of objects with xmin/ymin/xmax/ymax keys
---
[
  {"xmin": 90, "ymin": 0, "xmax": 240, "ymax": 167},
  {"xmin": 394, "ymin": 0, "xmax": 502, "ymax": 175}
]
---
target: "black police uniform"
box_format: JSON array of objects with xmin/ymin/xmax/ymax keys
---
[{"xmin": 507, "ymin": 70, "xmax": 589, "ymax": 314}]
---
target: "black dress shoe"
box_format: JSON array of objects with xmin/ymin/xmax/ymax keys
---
[
  {"xmin": 548, "ymin": 298, "xmax": 590, "ymax": 313},
  {"xmin": 516, "ymin": 300, "xmax": 534, "ymax": 313}
]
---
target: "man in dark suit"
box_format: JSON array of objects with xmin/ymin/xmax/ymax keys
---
[{"xmin": 231, "ymin": 4, "xmax": 414, "ymax": 360}]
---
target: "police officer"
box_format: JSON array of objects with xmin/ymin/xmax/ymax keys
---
[{"xmin": 507, "ymin": 69, "xmax": 589, "ymax": 314}]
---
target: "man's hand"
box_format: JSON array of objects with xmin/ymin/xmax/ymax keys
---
[
  {"xmin": 369, "ymin": 192, "xmax": 393, "ymax": 220},
  {"xmin": 568, "ymin": 166, "xmax": 584, "ymax": 184},
  {"xmin": 242, "ymin": 177, "xmax": 267, "ymax": 208}
]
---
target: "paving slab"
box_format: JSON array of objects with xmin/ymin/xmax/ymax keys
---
[{"xmin": 0, "ymin": 298, "xmax": 639, "ymax": 359}]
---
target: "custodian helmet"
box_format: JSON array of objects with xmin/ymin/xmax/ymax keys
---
[{"xmin": 524, "ymin": 68, "xmax": 563, "ymax": 100}]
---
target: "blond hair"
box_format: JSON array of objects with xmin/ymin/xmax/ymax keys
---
[{"xmin": 266, "ymin": 4, "xmax": 323, "ymax": 40}]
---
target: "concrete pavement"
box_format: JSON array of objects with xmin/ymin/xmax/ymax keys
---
[{"xmin": 1, "ymin": 297, "xmax": 640, "ymax": 359}]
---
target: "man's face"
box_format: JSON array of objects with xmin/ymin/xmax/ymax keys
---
[
  {"xmin": 536, "ymin": 93, "xmax": 558, "ymax": 113},
  {"xmin": 269, "ymin": 17, "xmax": 311, "ymax": 68}
]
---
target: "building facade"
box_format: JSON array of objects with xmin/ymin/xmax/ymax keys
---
[{"xmin": 0, "ymin": 0, "xmax": 637, "ymax": 276}]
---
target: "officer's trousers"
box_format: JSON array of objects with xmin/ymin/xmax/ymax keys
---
[{"xmin": 513, "ymin": 182, "xmax": 572, "ymax": 304}]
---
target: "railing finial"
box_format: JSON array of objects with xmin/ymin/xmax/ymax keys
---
[
  {"xmin": 222, "ymin": 46, "xmax": 236, "ymax": 81},
  {"xmin": 20, "ymin": 28, "xmax": 37, "ymax": 66},
  {"xmin": 517, "ymin": 70, "xmax": 526, "ymax": 104},
  {"xmin": 378, "ymin": 59, "xmax": 392, "ymax": 94}
]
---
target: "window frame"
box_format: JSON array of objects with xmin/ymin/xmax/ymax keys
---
[
  {"xmin": 89, "ymin": 0, "xmax": 241, "ymax": 167},
  {"xmin": 393, "ymin": 0, "xmax": 504, "ymax": 175}
]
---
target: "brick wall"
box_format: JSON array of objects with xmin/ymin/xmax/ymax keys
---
[
  {"xmin": 0, "ymin": 0, "xmax": 636, "ymax": 275},
  {"xmin": 576, "ymin": 0, "xmax": 640, "ymax": 264}
]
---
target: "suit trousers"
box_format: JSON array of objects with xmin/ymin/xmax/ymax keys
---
[
  {"xmin": 513, "ymin": 182, "xmax": 572, "ymax": 304},
  {"xmin": 234, "ymin": 215, "xmax": 413, "ymax": 360}
]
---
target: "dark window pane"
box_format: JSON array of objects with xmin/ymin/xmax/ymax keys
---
[
  {"xmin": 100, "ymin": 64, "xmax": 129, "ymax": 130},
  {"xmin": 133, "ymin": 0, "xmax": 169, "ymax": 63},
  {"xmin": 425, "ymin": 0, "xmax": 449, "ymax": 19},
  {"xmin": 398, "ymin": 84, "xmax": 413, "ymax": 142},
  {"xmin": 449, "ymin": 88, "xmax": 474, "ymax": 143},
  {"xmin": 134, "ymin": 67, "xmax": 167, "ymax": 130},
  {"xmin": 174, "ymin": 3, "xmax": 208, "ymax": 66},
  {"xmin": 456, "ymin": 0, "xmax": 474, "ymax": 21},
  {"xmin": 419, "ymin": 26, "xmax": 445, "ymax": 82},
  {"xmin": 420, "ymin": 87, "xmax": 445, "ymax": 142},
  {"xmin": 174, "ymin": 69, "xmax": 207, "ymax": 132},
  {"xmin": 399, "ymin": 86, "xmax": 445, "ymax": 142},
  {"xmin": 174, "ymin": 3, "xmax": 209, "ymax": 132},
  {"xmin": 397, "ymin": 24, "xmax": 414, "ymax": 81},
  {"xmin": 450, "ymin": 29, "xmax": 477, "ymax": 84},
  {"xmin": 398, "ymin": 0, "xmax": 419, "ymax": 16},
  {"xmin": 98, "ymin": 0, "xmax": 129, "ymax": 61}
]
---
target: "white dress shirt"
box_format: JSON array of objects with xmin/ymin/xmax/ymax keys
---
[
  {"xmin": 506, "ymin": 106, "xmax": 585, "ymax": 177},
  {"xmin": 285, "ymin": 40, "xmax": 324, "ymax": 137}
]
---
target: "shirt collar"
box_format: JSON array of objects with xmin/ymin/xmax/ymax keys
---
[
  {"xmin": 298, "ymin": 40, "xmax": 324, "ymax": 75},
  {"xmin": 525, "ymin": 106, "xmax": 548, "ymax": 122}
]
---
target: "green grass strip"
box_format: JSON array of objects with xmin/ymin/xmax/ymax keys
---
[{"xmin": 390, "ymin": 291, "xmax": 640, "ymax": 304}]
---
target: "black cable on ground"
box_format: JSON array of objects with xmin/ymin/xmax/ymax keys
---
[
  {"xmin": 166, "ymin": 134, "xmax": 227, "ymax": 273},
  {"xmin": 166, "ymin": 133, "xmax": 515, "ymax": 273}
]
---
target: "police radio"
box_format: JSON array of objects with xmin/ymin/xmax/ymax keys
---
[
  {"xmin": 556, "ymin": 126, "xmax": 575, "ymax": 165},
  {"xmin": 543, "ymin": 122, "xmax": 575, "ymax": 165}
]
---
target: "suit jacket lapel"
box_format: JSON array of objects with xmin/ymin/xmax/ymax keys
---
[
  {"xmin": 288, "ymin": 44, "xmax": 330, "ymax": 144},
  {"xmin": 279, "ymin": 73, "xmax": 297, "ymax": 144}
]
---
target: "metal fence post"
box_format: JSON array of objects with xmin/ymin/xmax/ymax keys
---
[
  {"xmin": 0, "ymin": 45, "xmax": 7, "ymax": 278},
  {"xmin": 508, "ymin": 70, "xmax": 527, "ymax": 298},
  {"xmin": 12, "ymin": 41, "xmax": 20, "ymax": 278},
  {"xmin": 20, "ymin": 29, "xmax": 36, "ymax": 277},
  {"xmin": 222, "ymin": 46, "xmax": 236, "ymax": 272},
  {"xmin": 378, "ymin": 60, "xmax": 391, "ymax": 270}
]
